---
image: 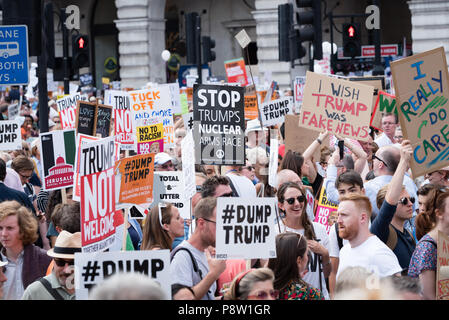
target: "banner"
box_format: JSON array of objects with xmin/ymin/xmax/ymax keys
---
[
  {"xmin": 224, "ymin": 58, "xmax": 248, "ymax": 86},
  {"xmin": 115, "ymin": 153, "xmax": 155, "ymax": 209},
  {"xmin": 215, "ymin": 197, "xmax": 277, "ymax": 260},
  {"xmin": 136, "ymin": 117, "xmax": 164, "ymax": 154},
  {"xmin": 153, "ymin": 171, "xmax": 190, "ymax": 220},
  {"xmin": 74, "ymin": 250, "xmax": 171, "ymax": 300},
  {"xmin": 260, "ymin": 97, "xmax": 293, "ymax": 127},
  {"xmin": 313, "ymin": 182, "xmax": 339, "ymax": 234},
  {"xmin": 57, "ymin": 93, "xmax": 87, "ymax": 130},
  {"xmin": 294, "ymin": 76, "xmax": 306, "ymax": 113},
  {"xmin": 39, "ymin": 129, "xmax": 76, "ymax": 191},
  {"xmin": 73, "ymin": 134, "xmax": 100, "ymax": 202},
  {"xmin": 437, "ymin": 231, "xmax": 449, "ymax": 300},
  {"xmin": 268, "ymin": 138, "xmax": 278, "ymax": 188},
  {"xmin": 193, "ymin": 84, "xmax": 245, "ymax": 165},
  {"xmin": 80, "ymin": 136, "xmax": 116, "ymax": 253},
  {"xmin": 298, "ymin": 71, "xmax": 374, "ymax": 141},
  {"xmin": 0, "ymin": 120, "xmax": 22, "ymax": 150},
  {"xmin": 390, "ymin": 47, "xmax": 449, "ymax": 178},
  {"xmin": 370, "ymin": 91, "xmax": 397, "ymax": 131}
]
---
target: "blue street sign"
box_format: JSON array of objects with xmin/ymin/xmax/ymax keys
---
[{"xmin": 0, "ymin": 25, "xmax": 29, "ymax": 85}]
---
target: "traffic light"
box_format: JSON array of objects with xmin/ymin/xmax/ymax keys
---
[
  {"xmin": 343, "ymin": 23, "xmax": 361, "ymax": 58},
  {"xmin": 293, "ymin": 0, "xmax": 323, "ymax": 61},
  {"xmin": 202, "ymin": 36, "xmax": 216, "ymax": 63},
  {"xmin": 72, "ymin": 35, "xmax": 89, "ymax": 69},
  {"xmin": 44, "ymin": 2, "xmax": 55, "ymax": 69},
  {"xmin": 278, "ymin": 3, "xmax": 293, "ymax": 62},
  {"xmin": 185, "ymin": 12, "xmax": 199, "ymax": 64}
]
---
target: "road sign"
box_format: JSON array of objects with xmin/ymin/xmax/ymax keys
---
[
  {"xmin": 338, "ymin": 44, "xmax": 399, "ymax": 60},
  {"xmin": 0, "ymin": 25, "xmax": 29, "ymax": 85}
]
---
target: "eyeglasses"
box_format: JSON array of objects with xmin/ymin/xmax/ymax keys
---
[
  {"xmin": 398, "ymin": 197, "xmax": 415, "ymax": 205},
  {"xmin": 285, "ymin": 195, "xmax": 305, "ymax": 205},
  {"xmin": 247, "ymin": 289, "xmax": 279, "ymax": 300},
  {"xmin": 202, "ymin": 218, "xmax": 216, "ymax": 224},
  {"xmin": 220, "ymin": 192, "xmax": 233, "ymax": 197},
  {"xmin": 372, "ymin": 154, "xmax": 389, "ymax": 168},
  {"xmin": 240, "ymin": 166, "xmax": 255, "ymax": 171},
  {"xmin": 18, "ymin": 172, "xmax": 32, "ymax": 179},
  {"xmin": 54, "ymin": 258, "xmax": 74, "ymax": 267}
]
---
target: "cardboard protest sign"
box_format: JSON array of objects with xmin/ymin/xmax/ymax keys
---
[
  {"xmin": 437, "ymin": 231, "xmax": 449, "ymax": 300},
  {"xmin": 136, "ymin": 117, "xmax": 164, "ymax": 154},
  {"xmin": 72, "ymin": 134, "xmax": 100, "ymax": 202},
  {"xmin": 74, "ymin": 250, "xmax": 171, "ymax": 300},
  {"xmin": 224, "ymin": 58, "xmax": 248, "ymax": 86},
  {"xmin": 215, "ymin": 197, "xmax": 277, "ymax": 260},
  {"xmin": 115, "ymin": 153, "xmax": 154, "ymax": 209},
  {"xmin": 76, "ymin": 101, "xmax": 97, "ymax": 136},
  {"xmin": 244, "ymin": 95, "xmax": 259, "ymax": 120},
  {"xmin": 314, "ymin": 182, "xmax": 339, "ymax": 234},
  {"xmin": 7, "ymin": 103, "xmax": 19, "ymax": 120},
  {"xmin": 193, "ymin": 84, "xmax": 245, "ymax": 165},
  {"xmin": 57, "ymin": 93, "xmax": 87, "ymax": 130},
  {"xmin": 95, "ymin": 104, "xmax": 113, "ymax": 138},
  {"xmin": 370, "ymin": 91, "xmax": 397, "ymax": 131},
  {"xmin": 390, "ymin": 47, "xmax": 449, "ymax": 178},
  {"xmin": 294, "ymin": 76, "xmax": 306, "ymax": 113},
  {"xmin": 80, "ymin": 136, "xmax": 116, "ymax": 252},
  {"xmin": 39, "ymin": 129, "xmax": 76, "ymax": 191},
  {"xmin": 260, "ymin": 97, "xmax": 293, "ymax": 127},
  {"xmin": 153, "ymin": 171, "xmax": 190, "ymax": 220},
  {"xmin": 298, "ymin": 71, "xmax": 374, "ymax": 141},
  {"xmin": 104, "ymin": 90, "xmax": 134, "ymax": 150},
  {"xmin": 181, "ymin": 130, "xmax": 196, "ymax": 200},
  {"xmin": 0, "ymin": 120, "xmax": 22, "ymax": 150}
]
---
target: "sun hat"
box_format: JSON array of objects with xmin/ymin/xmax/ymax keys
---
[
  {"xmin": 47, "ymin": 231, "xmax": 82, "ymax": 260},
  {"xmin": 245, "ymin": 119, "xmax": 267, "ymax": 135},
  {"xmin": 154, "ymin": 152, "xmax": 174, "ymax": 166}
]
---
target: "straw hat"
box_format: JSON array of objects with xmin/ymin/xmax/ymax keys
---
[{"xmin": 47, "ymin": 231, "xmax": 82, "ymax": 260}]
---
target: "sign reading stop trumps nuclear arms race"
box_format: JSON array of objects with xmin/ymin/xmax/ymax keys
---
[
  {"xmin": 390, "ymin": 47, "xmax": 449, "ymax": 178},
  {"xmin": 193, "ymin": 84, "xmax": 245, "ymax": 165},
  {"xmin": 298, "ymin": 71, "xmax": 373, "ymax": 141}
]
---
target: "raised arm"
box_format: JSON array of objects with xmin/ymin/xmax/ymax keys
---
[
  {"xmin": 302, "ymin": 131, "xmax": 329, "ymax": 162},
  {"xmin": 385, "ymin": 140, "xmax": 412, "ymax": 205}
]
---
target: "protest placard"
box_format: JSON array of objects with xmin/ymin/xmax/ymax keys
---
[
  {"xmin": 268, "ymin": 138, "xmax": 278, "ymax": 188},
  {"xmin": 260, "ymin": 96, "xmax": 293, "ymax": 127},
  {"xmin": 153, "ymin": 171, "xmax": 190, "ymax": 220},
  {"xmin": 136, "ymin": 118, "xmax": 164, "ymax": 154},
  {"xmin": 57, "ymin": 93, "xmax": 87, "ymax": 130},
  {"xmin": 72, "ymin": 134, "xmax": 100, "ymax": 202},
  {"xmin": 95, "ymin": 104, "xmax": 113, "ymax": 138},
  {"xmin": 294, "ymin": 76, "xmax": 306, "ymax": 113},
  {"xmin": 224, "ymin": 58, "xmax": 248, "ymax": 86},
  {"xmin": 7, "ymin": 103, "xmax": 19, "ymax": 120},
  {"xmin": 314, "ymin": 182, "xmax": 339, "ymax": 234},
  {"xmin": 80, "ymin": 136, "xmax": 116, "ymax": 253},
  {"xmin": 370, "ymin": 91, "xmax": 397, "ymax": 131},
  {"xmin": 116, "ymin": 153, "xmax": 154, "ymax": 209},
  {"xmin": 437, "ymin": 231, "xmax": 449, "ymax": 300},
  {"xmin": 244, "ymin": 95, "xmax": 259, "ymax": 120},
  {"xmin": 390, "ymin": 47, "xmax": 449, "ymax": 178},
  {"xmin": 298, "ymin": 71, "xmax": 374, "ymax": 141},
  {"xmin": 161, "ymin": 82, "xmax": 182, "ymax": 115},
  {"xmin": 105, "ymin": 90, "xmax": 134, "ymax": 150},
  {"xmin": 39, "ymin": 129, "xmax": 76, "ymax": 191},
  {"xmin": 193, "ymin": 84, "xmax": 245, "ymax": 165},
  {"xmin": 76, "ymin": 101, "xmax": 96, "ymax": 136},
  {"xmin": 181, "ymin": 130, "xmax": 196, "ymax": 200},
  {"xmin": 215, "ymin": 197, "xmax": 277, "ymax": 260},
  {"xmin": 0, "ymin": 120, "xmax": 22, "ymax": 150},
  {"xmin": 182, "ymin": 112, "xmax": 193, "ymax": 132},
  {"xmin": 74, "ymin": 250, "xmax": 171, "ymax": 300}
]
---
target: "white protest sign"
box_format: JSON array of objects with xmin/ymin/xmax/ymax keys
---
[
  {"xmin": 80, "ymin": 136, "xmax": 117, "ymax": 253},
  {"xmin": 0, "ymin": 120, "xmax": 22, "ymax": 150},
  {"xmin": 260, "ymin": 97, "xmax": 293, "ymax": 127},
  {"xmin": 268, "ymin": 138, "xmax": 278, "ymax": 188},
  {"xmin": 160, "ymin": 82, "xmax": 182, "ymax": 115},
  {"xmin": 294, "ymin": 76, "xmax": 306, "ymax": 113},
  {"xmin": 181, "ymin": 130, "xmax": 196, "ymax": 200},
  {"xmin": 153, "ymin": 171, "xmax": 190, "ymax": 220},
  {"xmin": 182, "ymin": 112, "xmax": 193, "ymax": 132},
  {"xmin": 7, "ymin": 103, "xmax": 19, "ymax": 120},
  {"xmin": 74, "ymin": 250, "xmax": 171, "ymax": 300},
  {"xmin": 57, "ymin": 93, "xmax": 88, "ymax": 130},
  {"xmin": 215, "ymin": 197, "xmax": 277, "ymax": 260},
  {"xmin": 235, "ymin": 29, "xmax": 251, "ymax": 49}
]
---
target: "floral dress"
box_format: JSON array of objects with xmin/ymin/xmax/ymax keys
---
[
  {"xmin": 408, "ymin": 234, "xmax": 437, "ymax": 278},
  {"xmin": 279, "ymin": 280, "xmax": 324, "ymax": 300}
]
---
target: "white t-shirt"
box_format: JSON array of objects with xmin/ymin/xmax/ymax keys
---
[
  {"xmin": 328, "ymin": 223, "xmax": 349, "ymax": 258},
  {"xmin": 226, "ymin": 173, "xmax": 257, "ymax": 197},
  {"xmin": 337, "ymin": 235, "xmax": 403, "ymax": 280},
  {"xmin": 374, "ymin": 133, "xmax": 394, "ymax": 148},
  {"xmin": 277, "ymin": 221, "xmax": 330, "ymax": 300}
]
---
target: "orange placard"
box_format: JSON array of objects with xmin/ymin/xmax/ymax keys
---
[
  {"xmin": 244, "ymin": 95, "xmax": 258, "ymax": 120},
  {"xmin": 224, "ymin": 58, "xmax": 248, "ymax": 86}
]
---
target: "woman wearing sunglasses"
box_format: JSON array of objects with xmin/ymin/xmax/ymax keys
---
[
  {"xmin": 223, "ymin": 268, "xmax": 277, "ymax": 300},
  {"xmin": 276, "ymin": 182, "xmax": 331, "ymax": 299},
  {"xmin": 268, "ymin": 232, "xmax": 324, "ymax": 300}
]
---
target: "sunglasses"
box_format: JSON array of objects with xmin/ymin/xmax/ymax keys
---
[
  {"xmin": 159, "ymin": 163, "xmax": 174, "ymax": 169},
  {"xmin": 398, "ymin": 197, "xmax": 415, "ymax": 205},
  {"xmin": 285, "ymin": 195, "xmax": 306, "ymax": 205},
  {"xmin": 54, "ymin": 258, "xmax": 74, "ymax": 267},
  {"xmin": 372, "ymin": 154, "xmax": 389, "ymax": 168},
  {"xmin": 247, "ymin": 289, "xmax": 279, "ymax": 300},
  {"xmin": 220, "ymin": 192, "xmax": 233, "ymax": 197}
]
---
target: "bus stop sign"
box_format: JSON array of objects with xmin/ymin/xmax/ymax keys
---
[{"xmin": 0, "ymin": 25, "xmax": 29, "ymax": 85}]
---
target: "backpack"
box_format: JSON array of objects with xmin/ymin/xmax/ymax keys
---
[{"xmin": 385, "ymin": 224, "xmax": 416, "ymax": 251}]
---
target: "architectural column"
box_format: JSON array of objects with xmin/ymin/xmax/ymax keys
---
[
  {"xmin": 252, "ymin": 0, "xmax": 291, "ymax": 90},
  {"xmin": 147, "ymin": 0, "xmax": 167, "ymax": 84},
  {"xmin": 408, "ymin": 0, "xmax": 449, "ymax": 61}
]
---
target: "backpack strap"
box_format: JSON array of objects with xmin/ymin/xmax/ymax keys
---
[
  {"xmin": 171, "ymin": 247, "xmax": 203, "ymax": 280},
  {"xmin": 227, "ymin": 176, "xmax": 240, "ymax": 197},
  {"xmin": 386, "ymin": 224, "xmax": 398, "ymax": 251},
  {"xmin": 39, "ymin": 278, "xmax": 65, "ymax": 300}
]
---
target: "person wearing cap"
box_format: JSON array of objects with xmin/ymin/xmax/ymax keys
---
[
  {"xmin": 154, "ymin": 152, "xmax": 175, "ymax": 171},
  {"xmin": 22, "ymin": 230, "xmax": 81, "ymax": 300},
  {"xmin": 245, "ymin": 119, "xmax": 269, "ymax": 152},
  {"xmin": 0, "ymin": 201, "xmax": 51, "ymax": 300},
  {"xmin": 0, "ymin": 260, "xmax": 7, "ymax": 299},
  {"xmin": 424, "ymin": 167, "xmax": 449, "ymax": 188}
]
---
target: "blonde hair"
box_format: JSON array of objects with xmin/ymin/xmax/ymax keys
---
[
  {"xmin": 247, "ymin": 147, "xmax": 269, "ymax": 165},
  {"xmin": 223, "ymin": 268, "xmax": 274, "ymax": 300}
]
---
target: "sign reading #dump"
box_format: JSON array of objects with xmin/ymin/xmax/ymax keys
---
[{"xmin": 0, "ymin": 25, "xmax": 29, "ymax": 85}]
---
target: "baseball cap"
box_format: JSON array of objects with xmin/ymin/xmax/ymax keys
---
[
  {"xmin": 155, "ymin": 152, "xmax": 174, "ymax": 166},
  {"xmin": 245, "ymin": 119, "xmax": 267, "ymax": 135}
]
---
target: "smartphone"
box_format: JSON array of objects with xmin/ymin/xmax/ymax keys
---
[{"xmin": 338, "ymin": 140, "xmax": 345, "ymax": 160}]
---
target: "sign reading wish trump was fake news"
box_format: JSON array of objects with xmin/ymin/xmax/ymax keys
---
[
  {"xmin": 298, "ymin": 71, "xmax": 374, "ymax": 141},
  {"xmin": 390, "ymin": 47, "xmax": 449, "ymax": 178}
]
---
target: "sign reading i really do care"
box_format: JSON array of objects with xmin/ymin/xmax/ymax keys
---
[
  {"xmin": 193, "ymin": 84, "xmax": 245, "ymax": 165},
  {"xmin": 390, "ymin": 47, "xmax": 449, "ymax": 178}
]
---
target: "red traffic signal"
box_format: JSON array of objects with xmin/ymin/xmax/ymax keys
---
[
  {"xmin": 72, "ymin": 35, "xmax": 89, "ymax": 69},
  {"xmin": 77, "ymin": 36, "xmax": 86, "ymax": 49},
  {"xmin": 347, "ymin": 25, "xmax": 355, "ymax": 38}
]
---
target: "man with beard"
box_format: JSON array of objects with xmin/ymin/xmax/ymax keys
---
[
  {"xmin": 21, "ymin": 231, "xmax": 81, "ymax": 300},
  {"xmin": 336, "ymin": 193, "xmax": 402, "ymax": 281}
]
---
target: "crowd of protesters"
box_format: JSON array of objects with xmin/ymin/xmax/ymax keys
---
[{"xmin": 0, "ymin": 84, "xmax": 448, "ymax": 301}]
